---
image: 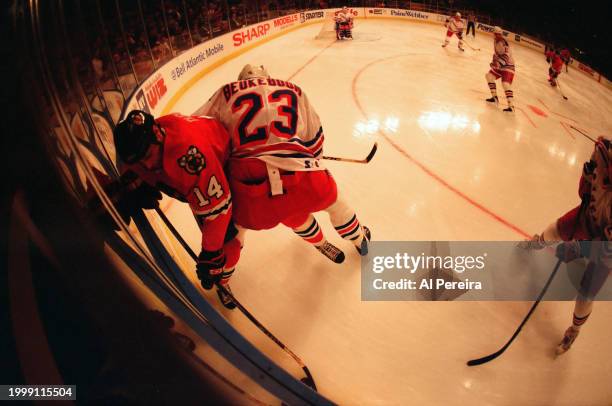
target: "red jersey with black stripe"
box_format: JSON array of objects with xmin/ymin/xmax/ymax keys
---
[{"xmin": 122, "ymin": 114, "xmax": 232, "ymax": 252}]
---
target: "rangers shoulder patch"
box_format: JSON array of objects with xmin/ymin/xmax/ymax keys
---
[{"xmin": 178, "ymin": 145, "xmax": 206, "ymax": 175}]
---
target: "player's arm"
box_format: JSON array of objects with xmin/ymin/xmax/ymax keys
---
[
  {"xmin": 187, "ymin": 167, "xmax": 232, "ymax": 253},
  {"xmin": 193, "ymin": 87, "xmax": 223, "ymax": 120},
  {"xmin": 186, "ymin": 163, "xmax": 232, "ymax": 288}
]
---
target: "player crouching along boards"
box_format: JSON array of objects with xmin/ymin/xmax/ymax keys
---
[
  {"xmin": 335, "ymin": 6, "xmax": 354, "ymax": 40},
  {"xmin": 485, "ymin": 26, "xmax": 516, "ymax": 112},
  {"xmin": 112, "ymin": 110, "xmax": 242, "ymax": 309},
  {"xmin": 442, "ymin": 12, "xmax": 465, "ymax": 51},
  {"xmin": 194, "ymin": 64, "xmax": 371, "ymax": 265},
  {"xmin": 520, "ymin": 137, "xmax": 611, "ymax": 354}
]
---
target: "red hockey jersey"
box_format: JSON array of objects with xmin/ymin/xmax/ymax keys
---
[{"xmin": 122, "ymin": 114, "xmax": 232, "ymax": 252}]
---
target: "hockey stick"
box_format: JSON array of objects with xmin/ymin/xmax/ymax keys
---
[
  {"xmin": 569, "ymin": 126, "xmax": 597, "ymax": 143},
  {"xmin": 154, "ymin": 207, "xmax": 318, "ymax": 391},
  {"xmin": 323, "ymin": 142, "xmax": 378, "ymax": 164},
  {"xmin": 463, "ymin": 40, "xmax": 480, "ymax": 51},
  {"xmin": 555, "ymin": 77, "xmax": 568, "ymax": 100},
  {"xmin": 467, "ymin": 259, "xmax": 563, "ymax": 366}
]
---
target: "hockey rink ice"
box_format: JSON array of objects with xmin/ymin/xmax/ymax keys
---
[{"xmin": 150, "ymin": 19, "xmax": 612, "ymax": 404}]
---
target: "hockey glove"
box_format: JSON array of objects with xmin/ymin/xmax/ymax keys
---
[
  {"xmin": 555, "ymin": 241, "xmax": 584, "ymax": 263},
  {"xmin": 196, "ymin": 249, "xmax": 226, "ymax": 290},
  {"xmin": 121, "ymin": 182, "xmax": 162, "ymax": 213}
]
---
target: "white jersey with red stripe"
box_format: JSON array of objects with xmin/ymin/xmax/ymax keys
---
[
  {"xmin": 446, "ymin": 16, "xmax": 464, "ymax": 34},
  {"xmin": 335, "ymin": 11, "xmax": 353, "ymax": 23},
  {"xmin": 195, "ymin": 77, "xmax": 325, "ymax": 172},
  {"xmin": 492, "ymin": 36, "xmax": 515, "ymax": 73}
]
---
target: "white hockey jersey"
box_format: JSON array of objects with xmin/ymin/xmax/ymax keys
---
[
  {"xmin": 446, "ymin": 16, "xmax": 464, "ymax": 33},
  {"xmin": 492, "ymin": 37, "xmax": 515, "ymax": 73},
  {"xmin": 335, "ymin": 11, "xmax": 353, "ymax": 24},
  {"xmin": 194, "ymin": 78, "xmax": 325, "ymax": 172}
]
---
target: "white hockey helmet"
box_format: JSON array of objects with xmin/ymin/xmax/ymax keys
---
[
  {"xmin": 493, "ymin": 26, "xmax": 503, "ymax": 35},
  {"xmin": 342, "ymin": 6, "xmax": 348, "ymax": 11},
  {"xmin": 455, "ymin": 12, "xmax": 461, "ymax": 18},
  {"xmin": 237, "ymin": 64, "xmax": 270, "ymax": 81}
]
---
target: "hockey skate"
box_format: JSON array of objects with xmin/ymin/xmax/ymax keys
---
[
  {"xmin": 503, "ymin": 106, "xmax": 515, "ymax": 113},
  {"xmin": 356, "ymin": 226, "xmax": 371, "ymax": 256},
  {"xmin": 556, "ymin": 326, "xmax": 579, "ymax": 355},
  {"xmin": 441, "ymin": 43, "xmax": 447, "ymax": 48},
  {"xmin": 486, "ymin": 96, "xmax": 499, "ymax": 106},
  {"xmin": 458, "ymin": 45, "xmax": 465, "ymax": 52},
  {"xmin": 216, "ymin": 285, "xmax": 237, "ymax": 310},
  {"xmin": 316, "ymin": 241, "xmax": 345, "ymax": 264}
]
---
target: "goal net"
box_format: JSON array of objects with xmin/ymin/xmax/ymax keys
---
[{"xmin": 315, "ymin": 11, "xmax": 338, "ymax": 39}]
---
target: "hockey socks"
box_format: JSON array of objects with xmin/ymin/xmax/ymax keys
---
[
  {"xmin": 572, "ymin": 312, "xmax": 591, "ymax": 330},
  {"xmin": 293, "ymin": 216, "xmax": 324, "ymax": 246},
  {"xmin": 556, "ymin": 312, "xmax": 590, "ymax": 355},
  {"xmin": 487, "ymin": 82, "xmax": 497, "ymax": 98},
  {"xmin": 334, "ymin": 214, "xmax": 371, "ymax": 255},
  {"xmin": 334, "ymin": 214, "xmax": 362, "ymax": 243}
]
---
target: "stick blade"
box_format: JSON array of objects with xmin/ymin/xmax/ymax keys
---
[
  {"xmin": 300, "ymin": 367, "xmax": 318, "ymax": 391},
  {"xmin": 365, "ymin": 142, "xmax": 378, "ymax": 162},
  {"xmin": 466, "ymin": 350, "xmax": 503, "ymax": 366}
]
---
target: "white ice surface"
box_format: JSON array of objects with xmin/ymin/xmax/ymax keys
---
[{"xmin": 157, "ymin": 20, "xmax": 612, "ymax": 405}]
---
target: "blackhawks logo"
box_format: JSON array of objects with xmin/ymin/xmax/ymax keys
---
[{"xmin": 178, "ymin": 145, "xmax": 206, "ymax": 175}]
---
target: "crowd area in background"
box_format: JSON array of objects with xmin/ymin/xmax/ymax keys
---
[{"xmin": 89, "ymin": 0, "xmax": 588, "ymax": 96}]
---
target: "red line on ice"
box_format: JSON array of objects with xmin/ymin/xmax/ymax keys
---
[
  {"xmin": 287, "ymin": 39, "xmax": 336, "ymax": 82},
  {"xmin": 517, "ymin": 107, "xmax": 537, "ymax": 128},
  {"xmin": 352, "ymin": 56, "xmax": 530, "ymax": 238}
]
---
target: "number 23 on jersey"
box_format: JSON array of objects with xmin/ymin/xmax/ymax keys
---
[{"xmin": 232, "ymin": 89, "xmax": 299, "ymax": 146}]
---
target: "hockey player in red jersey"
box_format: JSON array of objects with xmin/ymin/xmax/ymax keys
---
[
  {"xmin": 545, "ymin": 47, "xmax": 555, "ymax": 64},
  {"xmin": 441, "ymin": 12, "xmax": 465, "ymax": 51},
  {"xmin": 548, "ymin": 51, "xmax": 564, "ymax": 87},
  {"xmin": 112, "ymin": 110, "xmax": 240, "ymax": 309},
  {"xmin": 520, "ymin": 137, "xmax": 611, "ymax": 354},
  {"xmin": 195, "ymin": 64, "xmax": 370, "ymax": 264},
  {"xmin": 560, "ymin": 48, "xmax": 571, "ymax": 72},
  {"xmin": 485, "ymin": 26, "xmax": 515, "ymax": 112}
]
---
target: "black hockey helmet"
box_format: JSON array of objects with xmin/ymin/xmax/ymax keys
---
[{"xmin": 114, "ymin": 110, "xmax": 160, "ymax": 164}]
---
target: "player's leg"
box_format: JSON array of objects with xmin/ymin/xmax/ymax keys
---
[
  {"xmin": 548, "ymin": 67, "xmax": 558, "ymax": 86},
  {"xmin": 325, "ymin": 195, "xmax": 371, "ymax": 256},
  {"xmin": 442, "ymin": 30, "xmax": 452, "ymax": 47},
  {"xmin": 562, "ymin": 246, "xmax": 612, "ymax": 350},
  {"xmin": 557, "ymin": 298, "xmax": 593, "ymax": 355},
  {"xmin": 485, "ymin": 71, "xmax": 499, "ymax": 105},
  {"xmin": 501, "ymin": 76, "xmax": 514, "ymax": 112},
  {"xmin": 284, "ymin": 213, "xmax": 345, "ymax": 264},
  {"xmin": 457, "ymin": 32, "xmax": 464, "ymax": 51}
]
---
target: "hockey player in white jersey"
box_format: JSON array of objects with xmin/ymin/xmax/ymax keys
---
[
  {"xmin": 519, "ymin": 137, "xmax": 611, "ymax": 354},
  {"xmin": 194, "ymin": 64, "xmax": 370, "ymax": 264},
  {"xmin": 442, "ymin": 12, "xmax": 465, "ymax": 51},
  {"xmin": 485, "ymin": 26, "xmax": 516, "ymax": 112}
]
